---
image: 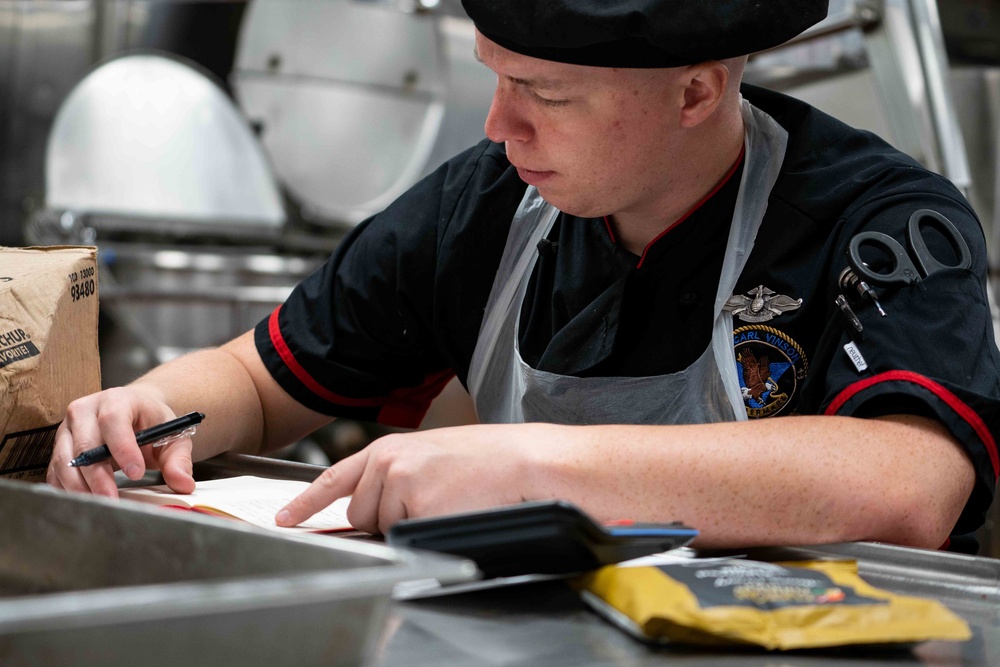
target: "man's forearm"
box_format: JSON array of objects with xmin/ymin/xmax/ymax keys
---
[
  {"xmin": 526, "ymin": 414, "xmax": 975, "ymax": 549},
  {"xmin": 129, "ymin": 342, "xmax": 267, "ymax": 461}
]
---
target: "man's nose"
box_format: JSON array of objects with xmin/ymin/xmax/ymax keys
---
[{"xmin": 484, "ymin": 87, "xmax": 532, "ymax": 144}]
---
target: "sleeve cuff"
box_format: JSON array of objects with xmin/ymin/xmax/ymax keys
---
[{"xmin": 823, "ymin": 369, "xmax": 999, "ymax": 480}]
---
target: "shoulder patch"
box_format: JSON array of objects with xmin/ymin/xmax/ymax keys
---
[{"xmin": 733, "ymin": 325, "xmax": 809, "ymax": 418}]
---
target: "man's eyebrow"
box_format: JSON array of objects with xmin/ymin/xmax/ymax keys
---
[{"xmin": 471, "ymin": 46, "xmax": 572, "ymax": 91}]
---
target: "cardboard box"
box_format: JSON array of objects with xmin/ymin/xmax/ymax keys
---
[{"xmin": 0, "ymin": 246, "xmax": 100, "ymax": 482}]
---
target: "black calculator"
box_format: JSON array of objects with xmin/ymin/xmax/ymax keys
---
[{"xmin": 386, "ymin": 500, "xmax": 698, "ymax": 578}]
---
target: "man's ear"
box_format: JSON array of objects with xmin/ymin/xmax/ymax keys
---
[{"xmin": 678, "ymin": 61, "xmax": 730, "ymax": 128}]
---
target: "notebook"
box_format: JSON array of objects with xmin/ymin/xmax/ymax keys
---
[{"xmin": 119, "ymin": 475, "xmax": 354, "ymax": 534}]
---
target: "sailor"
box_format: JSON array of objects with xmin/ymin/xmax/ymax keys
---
[{"xmin": 50, "ymin": 0, "xmax": 998, "ymax": 553}]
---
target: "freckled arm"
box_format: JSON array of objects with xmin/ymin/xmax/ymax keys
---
[{"xmin": 523, "ymin": 414, "xmax": 973, "ymax": 549}]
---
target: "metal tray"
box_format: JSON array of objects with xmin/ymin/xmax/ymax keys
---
[{"xmin": 0, "ymin": 479, "xmax": 476, "ymax": 666}]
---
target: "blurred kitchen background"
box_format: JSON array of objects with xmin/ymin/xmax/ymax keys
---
[{"xmin": 0, "ymin": 0, "xmax": 997, "ymax": 555}]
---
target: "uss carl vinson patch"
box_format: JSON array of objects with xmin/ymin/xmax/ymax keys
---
[{"xmin": 726, "ymin": 286, "xmax": 808, "ymax": 418}]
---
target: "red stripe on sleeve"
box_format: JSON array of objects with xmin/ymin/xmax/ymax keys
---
[
  {"xmin": 824, "ymin": 370, "xmax": 999, "ymax": 478},
  {"xmin": 377, "ymin": 368, "xmax": 457, "ymax": 429},
  {"xmin": 267, "ymin": 307, "xmax": 386, "ymax": 408}
]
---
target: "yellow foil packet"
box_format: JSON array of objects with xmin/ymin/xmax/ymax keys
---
[{"xmin": 576, "ymin": 558, "xmax": 970, "ymax": 650}]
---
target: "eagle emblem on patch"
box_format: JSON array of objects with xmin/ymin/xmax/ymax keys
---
[
  {"xmin": 733, "ymin": 325, "xmax": 809, "ymax": 418},
  {"xmin": 725, "ymin": 285, "xmax": 802, "ymax": 323}
]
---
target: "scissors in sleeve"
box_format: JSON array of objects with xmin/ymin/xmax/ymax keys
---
[
  {"xmin": 847, "ymin": 208, "xmax": 972, "ymax": 288},
  {"xmin": 837, "ymin": 209, "xmax": 972, "ymax": 333}
]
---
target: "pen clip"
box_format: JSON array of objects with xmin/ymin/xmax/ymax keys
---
[{"xmin": 146, "ymin": 425, "xmax": 198, "ymax": 449}]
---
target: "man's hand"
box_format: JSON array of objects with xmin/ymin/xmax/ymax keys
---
[
  {"xmin": 46, "ymin": 387, "xmax": 196, "ymax": 498},
  {"xmin": 46, "ymin": 332, "xmax": 337, "ymax": 502},
  {"xmin": 276, "ymin": 424, "xmax": 550, "ymax": 533}
]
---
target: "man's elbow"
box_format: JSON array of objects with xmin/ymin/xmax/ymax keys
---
[
  {"xmin": 867, "ymin": 460, "xmax": 975, "ymax": 550},
  {"xmin": 854, "ymin": 416, "xmax": 977, "ymax": 549}
]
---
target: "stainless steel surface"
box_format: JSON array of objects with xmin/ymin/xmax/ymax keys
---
[
  {"xmin": 177, "ymin": 456, "xmax": 1000, "ymax": 665},
  {"xmin": 46, "ymin": 53, "xmax": 285, "ymax": 228},
  {"xmin": 780, "ymin": 2, "xmax": 882, "ymax": 47},
  {"xmin": 422, "ymin": 16, "xmax": 498, "ymax": 176},
  {"xmin": 989, "ymin": 69, "xmax": 1000, "ymax": 270},
  {"xmin": 93, "ymin": 0, "xmax": 138, "ymax": 59},
  {"xmin": 237, "ymin": 1, "xmax": 445, "ymax": 93},
  {"xmin": 192, "ymin": 452, "xmax": 333, "ymax": 483},
  {"xmin": 0, "ymin": 1, "xmax": 251, "ymax": 245},
  {"xmin": 799, "ymin": 542, "xmax": 1000, "ymax": 605},
  {"xmin": 0, "ymin": 477, "xmax": 475, "ymax": 666},
  {"xmin": 868, "ymin": 0, "xmax": 948, "ymax": 175},
  {"xmin": 232, "ymin": 0, "xmax": 445, "ymax": 226},
  {"xmin": 909, "ymin": 0, "xmax": 973, "ymax": 191},
  {"xmin": 231, "ymin": 1, "xmax": 493, "ymax": 226},
  {"xmin": 0, "ymin": 0, "xmax": 94, "ymax": 245},
  {"xmin": 95, "ymin": 242, "xmax": 323, "ymax": 366},
  {"xmin": 939, "ymin": 1, "xmax": 1000, "ymax": 66},
  {"xmin": 949, "ymin": 68, "xmax": 1000, "ymax": 263},
  {"xmin": 751, "ymin": 0, "xmax": 972, "ymax": 190},
  {"xmin": 377, "ymin": 544, "xmax": 1000, "ymax": 666}
]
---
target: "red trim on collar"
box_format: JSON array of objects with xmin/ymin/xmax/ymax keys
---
[
  {"xmin": 635, "ymin": 144, "xmax": 746, "ymax": 269},
  {"xmin": 602, "ymin": 216, "xmax": 617, "ymax": 244},
  {"xmin": 824, "ymin": 370, "xmax": 999, "ymax": 479},
  {"xmin": 599, "ymin": 146, "xmax": 745, "ymax": 250}
]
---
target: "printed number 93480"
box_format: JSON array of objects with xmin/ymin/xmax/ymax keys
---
[{"xmin": 70, "ymin": 278, "xmax": 95, "ymax": 301}]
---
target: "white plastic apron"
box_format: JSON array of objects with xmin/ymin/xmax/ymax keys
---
[{"xmin": 468, "ymin": 99, "xmax": 788, "ymax": 425}]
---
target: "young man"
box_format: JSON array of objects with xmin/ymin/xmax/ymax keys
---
[{"xmin": 48, "ymin": 1, "xmax": 998, "ymax": 552}]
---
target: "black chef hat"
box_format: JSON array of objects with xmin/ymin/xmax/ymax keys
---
[{"xmin": 462, "ymin": 0, "xmax": 830, "ymax": 68}]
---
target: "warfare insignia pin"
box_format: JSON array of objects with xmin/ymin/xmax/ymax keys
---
[{"xmin": 724, "ymin": 285, "xmax": 802, "ymax": 323}]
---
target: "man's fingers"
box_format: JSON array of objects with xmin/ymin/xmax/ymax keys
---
[
  {"xmin": 276, "ymin": 450, "xmax": 368, "ymax": 527},
  {"xmin": 96, "ymin": 407, "xmax": 149, "ymax": 481},
  {"xmin": 343, "ymin": 455, "xmax": 388, "ymax": 534},
  {"xmin": 48, "ymin": 425, "xmax": 90, "ymax": 493},
  {"xmin": 51, "ymin": 410, "xmax": 120, "ymax": 496},
  {"xmin": 155, "ymin": 441, "xmax": 197, "ymax": 494},
  {"xmin": 77, "ymin": 461, "xmax": 121, "ymax": 498},
  {"xmin": 375, "ymin": 484, "xmax": 409, "ymax": 535}
]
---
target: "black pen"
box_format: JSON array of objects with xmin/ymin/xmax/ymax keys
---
[{"xmin": 68, "ymin": 412, "xmax": 205, "ymax": 468}]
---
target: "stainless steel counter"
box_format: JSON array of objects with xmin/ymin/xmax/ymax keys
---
[
  {"xmin": 0, "ymin": 474, "xmax": 474, "ymax": 666},
  {"xmin": 374, "ymin": 544, "xmax": 999, "ymax": 666},
  {"xmin": 194, "ymin": 454, "xmax": 1000, "ymax": 666}
]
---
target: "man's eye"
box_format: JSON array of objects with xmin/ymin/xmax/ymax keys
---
[{"xmin": 535, "ymin": 94, "xmax": 570, "ymax": 108}]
